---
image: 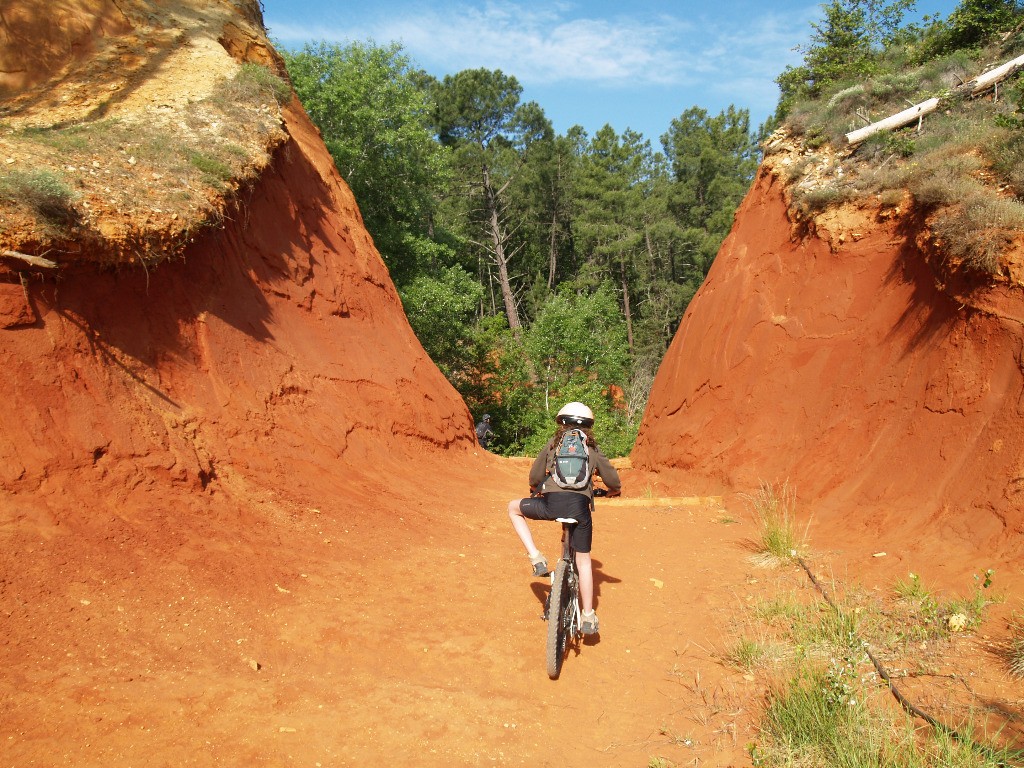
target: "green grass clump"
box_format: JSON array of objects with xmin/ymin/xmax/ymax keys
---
[
  {"xmin": 726, "ymin": 637, "xmax": 769, "ymax": 671},
  {"xmin": 736, "ymin": 564, "xmax": 1016, "ymax": 766},
  {"xmin": 890, "ymin": 570, "xmax": 995, "ymax": 641},
  {"xmin": 186, "ymin": 150, "xmax": 234, "ymax": 183},
  {"xmin": 213, "ymin": 62, "xmax": 291, "ymax": 108},
  {"xmin": 744, "ymin": 481, "xmax": 803, "ymax": 561},
  {"xmin": 18, "ymin": 122, "xmax": 96, "ymax": 152},
  {"xmin": 754, "ymin": 593, "xmax": 811, "ymax": 628},
  {"xmin": 932, "ymin": 195, "xmax": 1024, "ymax": 274},
  {"xmin": 754, "ymin": 667, "xmax": 1019, "ymax": 767},
  {"xmin": 0, "ymin": 168, "xmax": 77, "ymax": 225},
  {"xmin": 793, "ymin": 183, "xmax": 857, "ymax": 216},
  {"xmin": 756, "ymin": 666, "xmax": 869, "ymax": 765}
]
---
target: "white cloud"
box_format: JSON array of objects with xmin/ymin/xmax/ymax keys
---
[
  {"xmin": 266, "ymin": 1, "xmax": 812, "ymax": 99},
  {"xmin": 263, "ymin": 0, "xmax": 825, "ymax": 138},
  {"xmin": 375, "ymin": 4, "xmax": 693, "ymax": 86}
]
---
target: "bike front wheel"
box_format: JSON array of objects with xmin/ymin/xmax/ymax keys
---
[{"xmin": 546, "ymin": 558, "xmax": 570, "ymax": 679}]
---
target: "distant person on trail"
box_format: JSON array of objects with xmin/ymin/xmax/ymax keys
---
[
  {"xmin": 507, "ymin": 401, "xmax": 621, "ymax": 635},
  {"xmin": 475, "ymin": 413, "xmax": 494, "ymax": 449}
]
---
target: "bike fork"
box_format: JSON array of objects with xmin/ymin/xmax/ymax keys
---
[{"xmin": 568, "ymin": 575, "xmax": 581, "ymax": 635}]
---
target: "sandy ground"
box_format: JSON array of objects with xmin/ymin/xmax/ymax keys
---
[{"xmin": 2, "ymin": 455, "xmax": 1022, "ymax": 768}]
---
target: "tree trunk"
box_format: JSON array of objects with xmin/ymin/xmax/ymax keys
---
[
  {"xmin": 547, "ymin": 208, "xmax": 558, "ymax": 289},
  {"xmin": 482, "ymin": 165, "xmax": 522, "ymax": 333},
  {"xmin": 1, "ymin": 250, "xmax": 57, "ymax": 269},
  {"xmin": 620, "ymin": 258, "xmax": 634, "ymax": 355},
  {"xmin": 845, "ymin": 98, "xmax": 941, "ymax": 145}
]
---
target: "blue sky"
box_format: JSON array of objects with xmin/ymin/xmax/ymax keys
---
[{"xmin": 262, "ymin": 0, "xmax": 960, "ymax": 148}]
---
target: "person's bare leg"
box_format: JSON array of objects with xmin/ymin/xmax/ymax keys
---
[
  {"xmin": 508, "ymin": 499, "xmax": 541, "ymax": 557},
  {"xmin": 575, "ymin": 551, "xmax": 594, "ymax": 613}
]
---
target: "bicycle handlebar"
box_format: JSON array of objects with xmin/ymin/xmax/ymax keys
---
[{"xmin": 528, "ymin": 486, "xmax": 620, "ymax": 497}]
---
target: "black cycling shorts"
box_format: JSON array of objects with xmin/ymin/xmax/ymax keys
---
[{"xmin": 518, "ymin": 491, "xmax": 593, "ymax": 553}]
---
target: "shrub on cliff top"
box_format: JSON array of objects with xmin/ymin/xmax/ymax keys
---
[
  {"xmin": 0, "ymin": 168, "xmax": 77, "ymax": 227},
  {"xmin": 214, "ymin": 62, "xmax": 291, "ymax": 107}
]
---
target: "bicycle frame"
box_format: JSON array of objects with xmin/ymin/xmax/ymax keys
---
[{"xmin": 555, "ymin": 518, "xmax": 582, "ymax": 635}]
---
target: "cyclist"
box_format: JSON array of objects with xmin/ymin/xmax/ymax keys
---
[
  {"xmin": 475, "ymin": 413, "xmax": 494, "ymax": 449},
  {"xmin": 507, "ymin": 402, "xmax": 621, "ymax": 635}
]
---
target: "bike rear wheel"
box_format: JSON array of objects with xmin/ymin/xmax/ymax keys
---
[{"xmin": 546, "ymin": 559, "xmax": 570, "ymax": 679}]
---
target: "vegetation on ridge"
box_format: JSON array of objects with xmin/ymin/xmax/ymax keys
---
[
  {"xmin": 770, "ymin": 0, "xmax": 1024, "ymax": 277},
  {"xmin": 0, "ymin": 62, "xmax": 290, "ymax": 265}
]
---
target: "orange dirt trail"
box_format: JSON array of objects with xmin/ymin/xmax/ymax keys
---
[{"xmin": 3, "ymin": 458, "xmax": 773, "ymax": 766}]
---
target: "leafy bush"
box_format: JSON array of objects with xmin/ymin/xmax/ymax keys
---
[
  {"xmin": 399, "ymin": 264, "xmax": 483, "ymax": 379},
  {"xmin": 995, "ymin": 77, "xmax": 1024, "ymax": 129},
  {"xmin": 933, "ymin": 0, "xmax": 1024, "ymax": 54}
]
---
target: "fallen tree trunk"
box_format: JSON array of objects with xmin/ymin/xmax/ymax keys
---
[
  {"xmin": 846, "ymin": 51, "xmax": 1024, "ymax": 145},
  {"xmin": 846, "ymin": 98, "xmax": 941, "ymax": 145},
  {"xmin": 1, "ymin": 250, "xmax": 58, "ymax": 269}
]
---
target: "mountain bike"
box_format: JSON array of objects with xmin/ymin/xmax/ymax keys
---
[
  {"xmin": 544, "ymin": 488, "xmax": 607, "ymax": 679},
  {"xmin": 545, "ymin": 516, "xmax": 582, "ymax": 679}
]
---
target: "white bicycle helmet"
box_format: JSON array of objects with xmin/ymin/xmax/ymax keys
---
[{"xmin": 555, "ymin": 401, "xmax": 594, "ymax": 428}]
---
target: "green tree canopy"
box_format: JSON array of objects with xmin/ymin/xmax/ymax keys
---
[
  {"xmin": 522, "ymin": 284, "xmax": 634, "ymax": 455},
  {"xmin": 525, "ymin": 284, "xmax": 629, "ymax": 396},
  {"xmin": 282, "ymin": 40, "xmax": 450, "ymax": 284},
  {"xmin": 775, "ymin": 0, "xmax": 916, "ymax": 113},
  {"xmin": 940, "ymin": 0, "xmax": 1024, "ymax": 51},
  {"xmin": 431, "ymin": 68, "xmax": 552, "ymax": 334},
  {"xmin": 661, "ymin": 106, "xmax": 758, "ymax": 275},
  {"xmin": 399, "ymin": 265, "xmax": 483, "ymax": 379}
]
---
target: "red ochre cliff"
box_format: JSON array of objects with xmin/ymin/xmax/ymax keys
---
[
  {"xmin": 633, "ymin": 155, "xmax": 1024, "ymax": 566},
  {"xmin": 0, "ymin": 2, "xmax": 477, "ymax": 517}
]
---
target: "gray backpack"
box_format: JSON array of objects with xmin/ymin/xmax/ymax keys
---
[{"xmin": 549, "ymin": 429, "xmax": 591, "ymax": 490}]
